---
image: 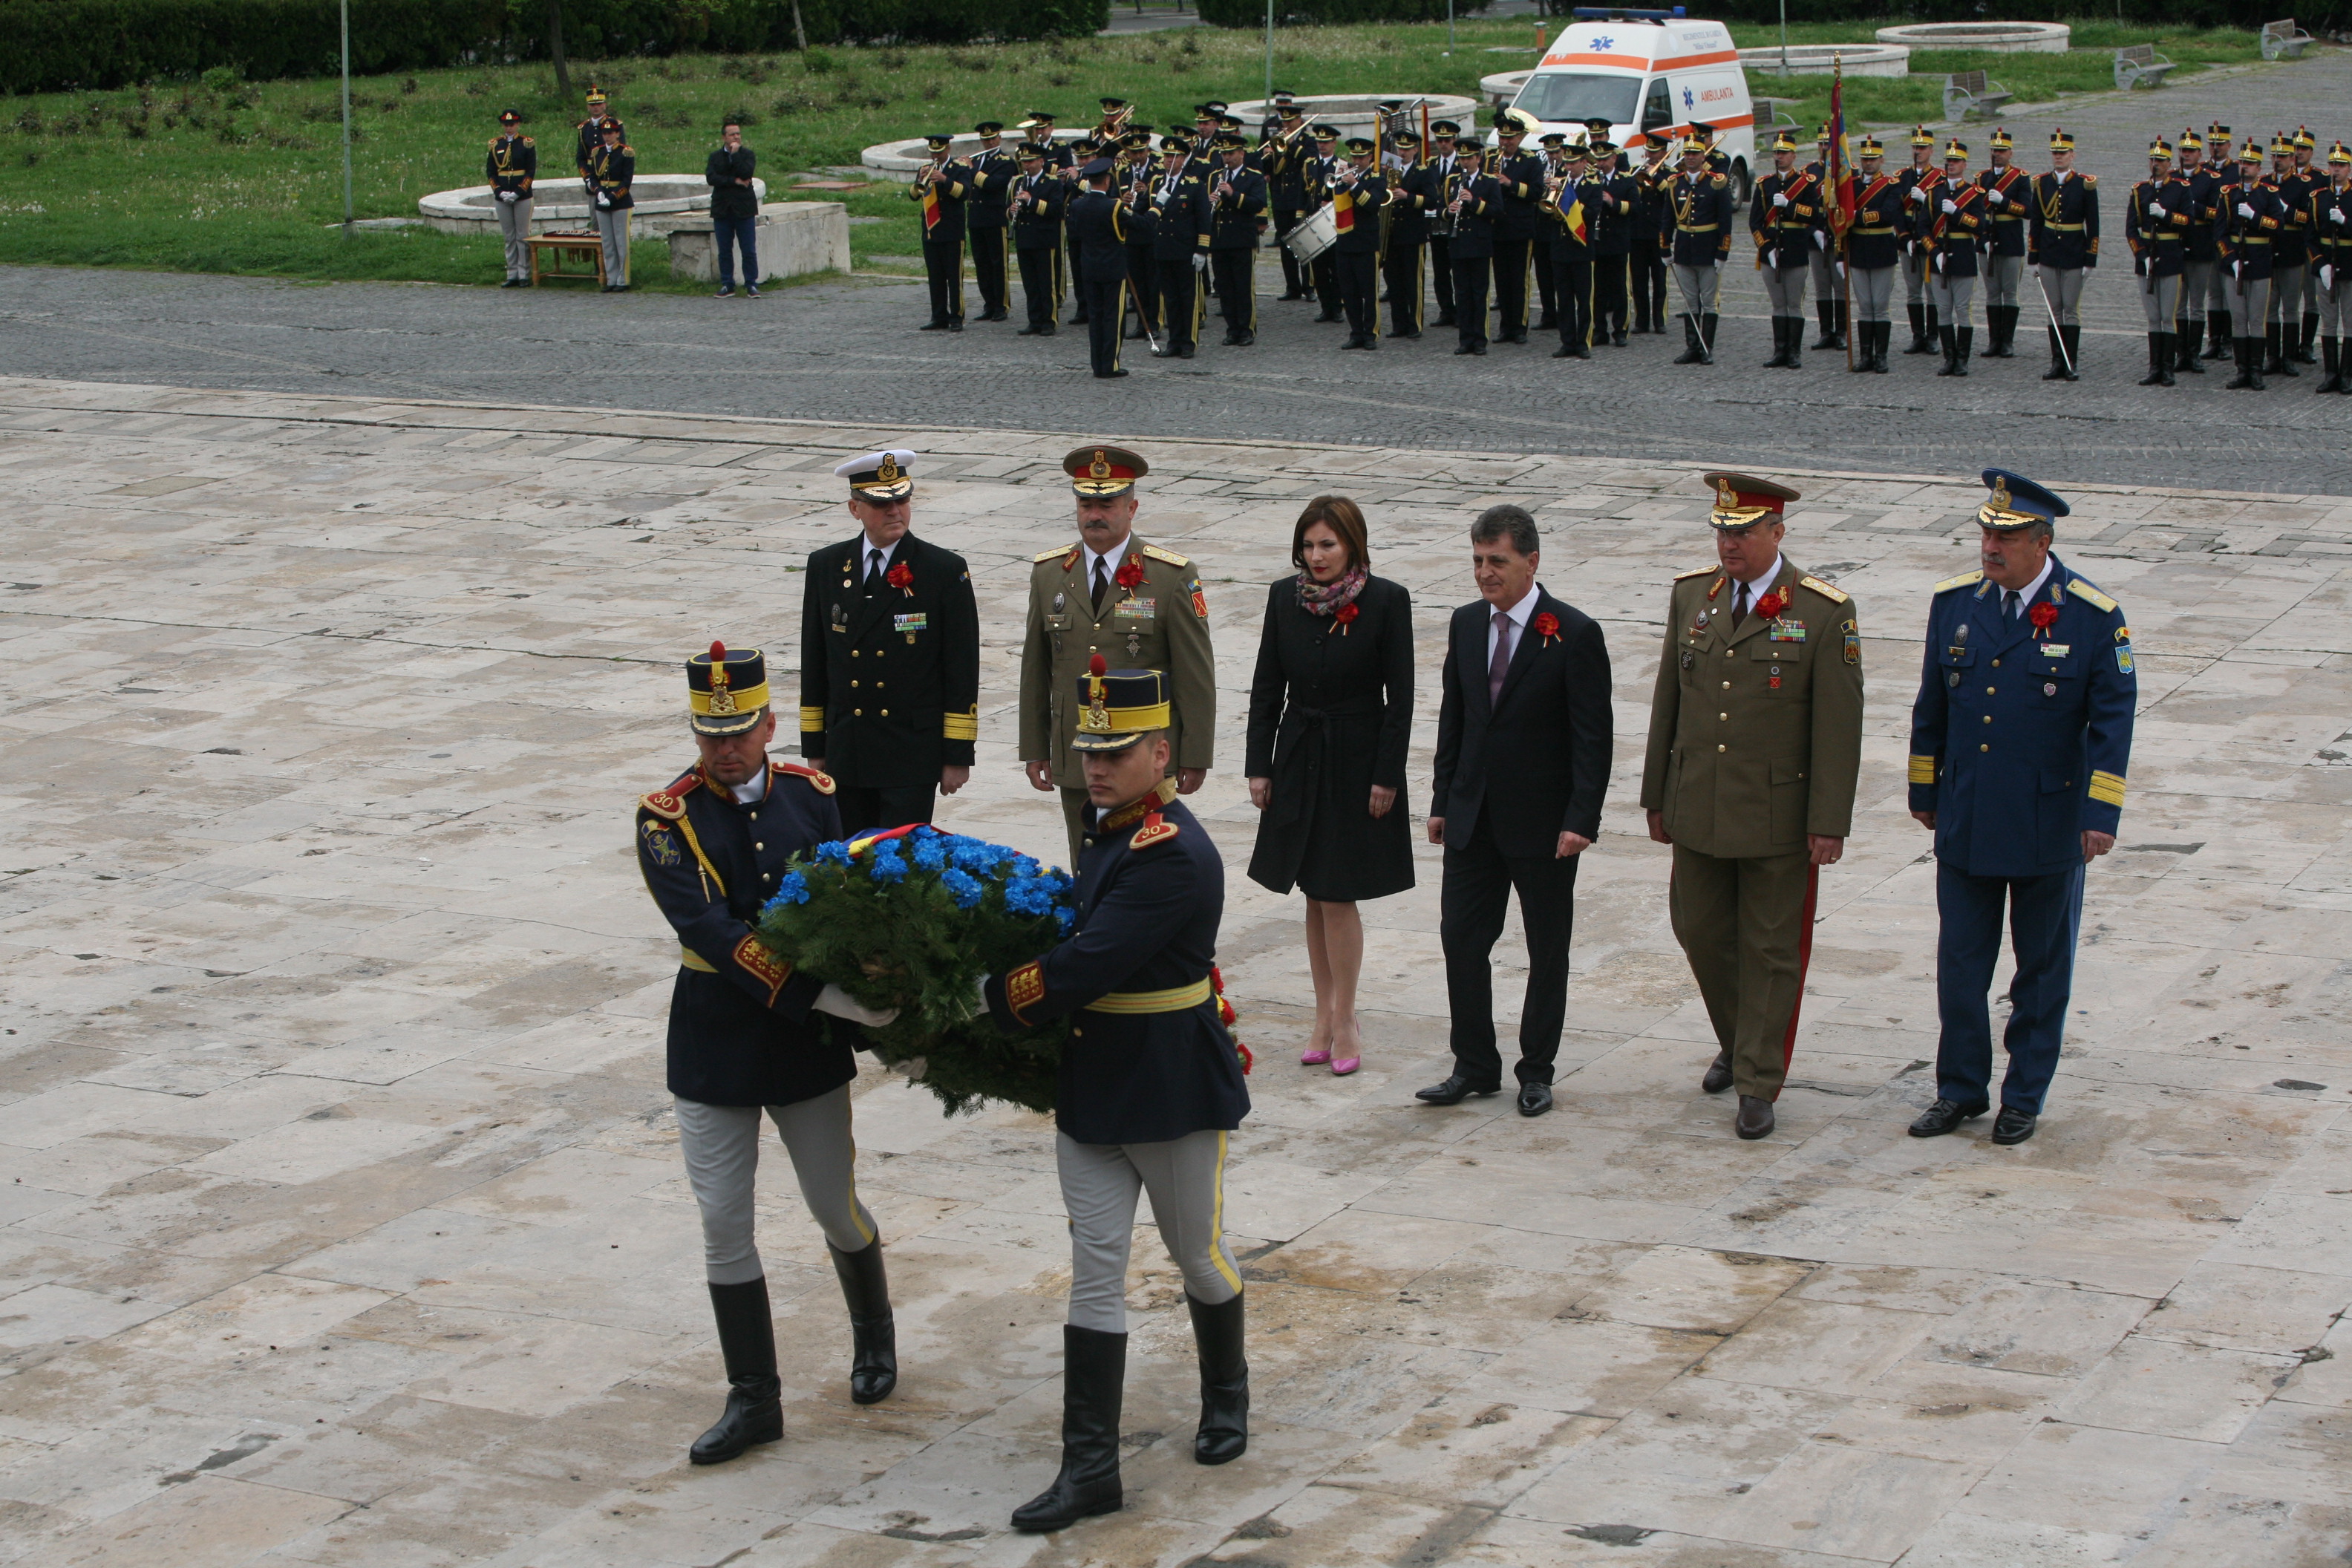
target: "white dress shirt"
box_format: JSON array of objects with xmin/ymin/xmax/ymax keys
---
[
  {"xmin": 1486, "ymin": 581, "xmax": 1543, "ymax": 667},
  {"xmin": 1729, "ymin": 554, "xmax": 1785, "ymax": 618},
  {"xmin": 1082, "ymin": 535, "xmax": 1132, "ymax": 605},
  {"xmin": 858, "ymin": 534, "xmax": 902, "ymax": 587},
  {"xmin": 730, "ymin": 764, "xmax": 770, "ymax": 805},
  {"xmin": 1996, "ymin": 556, "xmax": 2055, "ymax": 621}
]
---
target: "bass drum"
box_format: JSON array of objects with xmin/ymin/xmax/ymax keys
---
[{"xmin": 1285, "ymin": 203, "xmax": 1339, "ymax": 264}]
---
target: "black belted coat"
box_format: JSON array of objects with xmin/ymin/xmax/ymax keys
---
[{"xmin": 1244, "ymin": 573, "xmax": 1415, "ymax": 902}]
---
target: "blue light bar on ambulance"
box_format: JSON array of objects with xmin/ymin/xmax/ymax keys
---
[{"xmin": 1569, "ymin": 7, "xmax": 1687, "ymax": 19}]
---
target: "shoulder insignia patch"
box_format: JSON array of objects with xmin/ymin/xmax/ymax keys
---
[
  {"xmin": 1034, "ymin": 546, "xmax": 1071, "ymax": 563},
  {"xmin": 1673, "ymin": 564, "xmax": 1717, "ymax": 580},
  {"xmin": 638, "ymin": 818, "xmax": 682, "ymax": 866},
  {"xmin": 1131, "ymin": 817, "xmax": 1180, "ymax": 851},
  {"xmin": 1141, "ymin": 543, "xmax": 1192, "ymax": 568},
  {"xmin": 1190, "ymin": 580, "xmax": 1209, "ymax": 619},
  {"xmin": 640, "ymin": 771, "xmax": 701, "ymax": 820},
  {"xmin": 2067, "ymin": 578, "xmax": 2118, "ymax": 612},
  {"xmin": 1933, "ymin": 570, "xmax": 1984, "ymax": 594},
  {"xmin": 775, "ymin": 762, "xmax": 837, "ymax": 794},
  {"xmin": 1797, "ymin": 575, "xmax": 1850, "ymax": 604}
]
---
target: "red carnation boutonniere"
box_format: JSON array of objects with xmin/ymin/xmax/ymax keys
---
[
  {"xmin": 885, "ymin": 561, "xmax": 915, "ymax": 598},
  {"xmin": 1330, "ymin": 602, "xmax": 1360, "ymax": 636},
  {"xmin": 2028, "ymin": 601, "xmax": 2060, "ymax": 636},
  {"xmin": 1532, "ymin": 611, "xmax": 1561, "ymax": 647},
  {"xmin": 1114, "ymin": 555, "xmax": 1146, "ymax": 594},
  {"xmin": 1754, "ymin": 589, "xmax": 1788, "ymax": 621}
]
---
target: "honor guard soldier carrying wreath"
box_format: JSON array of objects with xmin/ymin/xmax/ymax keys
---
[
  {"xmin": 983, "ymin": 664, "xmax": 1252, "ymax": 1535},
  {"xmin": 486, "ymin": 110, "xmax": 535, "ymax": 287},
  {"xmin": 1906, "ymin": 471, "xmax": 2135, "ymax": 1147},
  {"xmin": 635, "ymin": 644, "xmax": 906, "ymax": 1467},
  {"xmin": 1642, "ymin": 475, "xmax": 1865, "ymax": 1142},
  {"xmin": 800, "ymin": 451, "xmax": 981, "ymax": 839},
  {"xmin": 1022, "ymin": 448, "xmax": 1215, "ymax": 863}
]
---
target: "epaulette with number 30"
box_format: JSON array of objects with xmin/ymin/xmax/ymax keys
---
[{"xmin": 1131, "ymin": 812, "xmax": 1180, "ymax": 851}]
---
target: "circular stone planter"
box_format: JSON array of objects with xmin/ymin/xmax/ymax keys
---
[
  {"xmin": 1480, "ymin": 71, "xmax": 1533, "ymax": 106},
  {"xmin": 1738, "ymin": 43, "xmax": 1911, "ymax": 76},
  {"xmin": 863, "ymin": 128, "xmax": 1086, "ymax": 182},
  {"xmin": 417, "ymin": 174, "xmax": 766, "ymax": 238},
  {"xmin": 1875, "ymin": 21, "xmax": 2069, "ymax": 53}
]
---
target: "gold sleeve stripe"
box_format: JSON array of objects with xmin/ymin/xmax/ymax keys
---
[
  {"xmin": 942, "ymin": 709, "xmax": 979, "ymax": 740},
  {"xmin": 1908, "ymin": 755, "xmax": 1938, "ymax": 785},
  {"xmin": 799, "ymin": 706, "xmax": 826, "ymax": 732},
  {"xmin": 2088, "ymin": 770, "xmax": 2127, "ymax": 808}
]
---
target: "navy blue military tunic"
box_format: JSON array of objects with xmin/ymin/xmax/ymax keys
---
[
  {"xmin": 984, "ymin": 788, "xmax": 1250, "ymax": 1146},
  {"xmin": 1907, "ymin": 557, "xmax": 2136, "ymax": 879},
  {"xmin": 636, "ymin": 760, "xmax": 854, "ymax": 1107}
]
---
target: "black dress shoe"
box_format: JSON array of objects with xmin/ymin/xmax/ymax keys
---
[
  {"xmin": 1517, "ymin": 1082, "xmax": 1553, "ymax": 1117},
  {"xmin": 1018, "ymin": 324, "xmax": 1042, "ymax": 336},
  {"xmin": 1232, "ymin": 332, "xmax": 1253, "ymax": 345},
  {"xmin": 1990, "ymin": 1108, "xmax": 2039, "ymax": 1145},
  {"xmin": 1095, "ymin": 368, "xmax": 1128, "ymax": 379},
  {"xmin": 1415, "ymin": 1074, "xmax": 1500, "ymax": 1106},
  {"xmin": 1394, "ymin": 330, "xmax": 1420, "ymax": 340},
  {"xmin": 1907, "ymin": 1099, "xmax": 1989, "ymax": 1137},
  {"xmin": 1701, "ymin": 1051, "xmax": 1734, "ymax": 1095},
  {"xmin": 919, "ymin": 321, "xmax": 947, "ymax": 330},
  {"xmin": 1735, "ymin": 1096, "xmax": 1774, "ymax": 1140},
  {"xmin": 1453, "ymin": 344, "xmax": 1479, "ymax": 355},
  {"xmin": 1177, "ymin": 344, "xmax": 1195, "ymax": 359}
]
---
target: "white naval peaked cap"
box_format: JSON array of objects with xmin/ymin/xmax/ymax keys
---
[{"xmin": 835, "ymin": 448, "xmax": 918, "ymax": 499}]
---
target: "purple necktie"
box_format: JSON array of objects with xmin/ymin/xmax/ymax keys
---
[{"xmin": 1489, "ymin": 610, "xmax": 1513, "ymax": 705}]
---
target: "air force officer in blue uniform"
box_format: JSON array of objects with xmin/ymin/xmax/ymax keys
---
[{"xmin": 1906, "ymin": 471, "xmax": 2136, "ymax": 1146}]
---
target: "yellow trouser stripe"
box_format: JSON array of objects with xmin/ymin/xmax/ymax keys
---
[
  {"xmin": 845, "ymin": 1094, "xmax": 876, "ymax": 1245},
  {"xmin": 1084, "ymin": 978, "xmax": 1213, "ymax": 1014},
  {"xmin": 1208, "ymin": 1128, "xmax": 1242, "ymax": 1295}
]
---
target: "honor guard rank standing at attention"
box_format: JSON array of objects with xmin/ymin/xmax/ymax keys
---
[
  {"xmin": 1382, "ymin": 128, "xmax": 1428, "ymax": 339},
  {"xmin": 574, "ymin": 85, "xmax": 615, "ymax": 189},
  {"xmin": 1208, "ymin": 133, "xmax": 1267, "ymax": 346},
  {"xmin": 965, "ymin": 120, "xmax": 1018, "ymax": 324},
  {"xmin": 2028, "ymin": 127, "xmax": 2098, "ymax": 381},
  {"xmin": 2313, "ymin": 141, "xmax": 2352, "ymax": 393},
  {"xmin": 588, "ymin": 118, "xmax": 635, "ymax": 291},
  {"xmin": 1012, "ymin": 140, "xmax": 1067, "ymax": 336},
  {"xmin": 1976, "ymin": 128, "xmax": 2030, "ymax": 358},
  {"xmin": 2221, "ymin": 139, "xmax": 2284, "ymax": 391},
  {"xmin": 912, "ymin": 134, "xmax": 970, "ymax": 331},
  {"xmin": 1066, "ymin": 158, "xmax": 1131, "ymax": 378},
  {"xmin": 1923, "ymin": 139, "xmax": 1988, "ymax": 378},
  {"xmin": 801, "ymin": 451, "xmax": 981, "ymax": 837},
  {"xmin": 1846, "ymin": 137, "xmax": 1903, "ymax": 373},
  {"xmin": 1022, "ymin": 448, "xmax": 1216, "ymax": 863},
  {"xmin": 2126, "ymin": 138, "xmax": 2191, "ymax": 388},
  {"xmin": 2172, "ymin": 126, "xmax": 2221, "ymax": 376},
  {"xmin": 1803, "ymin": 125, "xmax": 1850, "ymax": 350},
  {"xmin": 984, "ymin": 665, "xmax": 1252, "ymax": 1535},
  {"xmin": 1752, "ymin": 131, "xmax": 1819, "ymax": 370},
  {"xmin": 1907, "ymin": 471, "xmax": 2134, "ymax": 1147},
  {"xmin": 487, "ymin": 110, "xmax": 536, "ymax": 287},
  {"xmin": 2203, "ymin": 123, "xmax": 2242, "ymax": 359},
  {"xmin": 1149, "ymin": 132, "xmax": 1215, "ymax": 359},
  {"xmin": 1895, "ymin": 125, "xmax": 1941, "ymax": 354},
  {"xmin": 1642, "ymin": 475, "xmax": 1865, "ymax": 1142},
  {"xmin": 2286, "ymin": 127, "xmax": 2327, "ymax": 366},
  {"xmin": 1331, "ymin": 136, "xmax": 1390, "ymax": 350},
  {"xmin": 635, "ymin": 644, "xmax": 906, "ymax": 1467},
  {"xmin": 2267, "ymin": 131, "xmax": 2316, "ymax": 377},
  {"xmin": 1666, "ymin": 132, "xmax": 1734, "ymax": 365}
]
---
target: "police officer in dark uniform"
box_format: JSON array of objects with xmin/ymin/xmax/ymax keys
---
[
  {"xmin": 801, "ymin": 451, "xmax": 981, "ymax": 837},
  {"xmin": 1207, "ymin": 132, "xmax": 1267, "ymax": 346},
  {"xmin": 1012, "ymin": 140, "xmax": 1066, "ymax": 336},
  {"xmin": 965, "ymin": 120, "xmax": 1018, "ymax": 323},
  {"xmin": 1382, "ymin": 128, "xmax": 1428, "ymax": 339},
  {"xmin": 635, "ymin": 644, "xmax": 905, "ymax": 1465},
  {"xmin": 2028, "ymin": 128, "xmax": 2099, "ymax": 382},
  {"xmin": 1331, "ymin": 134, "xmax": 1390, "ymax": 350},
  {"xmin": 1149, "ymin": 131, "xmax": 1215, "ymax": 359},
  {"xmin": 1443, "ymin": 140, "xmax": 1500, "ymax": 356},
  {"xmin": 1665, "ymin": 132, "xmax": 1734, "ymax": 364},
  {"xmin": 1492, "ymin": 110, "xmax": 1547, "ymax": 344},
  {"xmin": 1066, "ymin": 159, "xmax": 1129, "ymax": 379},
  {"xmin": 1907, "ymin": 471, "xmax": 2134, "ymax": 1147},
  {"xmin": 984, "ymin": 664, "xmax": 1252, "ymax": 1535},
  {"xmin": 910, "ymin": 134, "xmax": 970, "ymax": 331},
  {"xmin": 487, "ymin": 109, "xmax": 536, "ymax": 287}
]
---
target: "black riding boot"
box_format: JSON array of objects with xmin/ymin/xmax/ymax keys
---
[
  {"xmin": 2139, "ymin": 332, "xmax": 2166, "ymax": 386},
  {"xmin": 2268, "ymin": 321, "xmax": 2301, "ymax": 376},
  {"xmin": 2204, "ymin": 309, "xmax": 2232, "ymax": 359},
  {"xmin": 2319, "ymin": 337, "xmax": 2343, "ymax": 393},
  {"xmin": 1763, "ymin": 316, "xmax": 1789, "ymax": 368},
  {"xmin": 2227, "ymin": 336, "xmax": 2263, "ymax": 391},
  {"xmin": 1904, "ymin": 301, "xmax": 1928, "ymax": 353},
  {"xmin": 1849, "ymin": 317, "xmax": 1875, "ymax": 372},
  {"xmin": 1675, "ymin": 315, "xmax": 1704, "ymax": 363},
  {"xmin": 1953, "ymin": 324, "xmax": 1973, "ymax": 376},
  {"xmin": 1835, "ymin": 297, "xmax": 1849, "ymax": 347},
  {"xmin": 1010, "ymin": 1326, "xmax": 1128, "ymax": 1532},
  {"xmin": 1981, "ymin": 304, "xmax": 2010, "ymax": 356},
  {"xmin": 1874, "ymin": 319, "xmax": 1893, "ymax": 371},
  {"xmin": 691, "ymin": 1278, "xmax": 784, "ymax": 1465},
  {"xmin": 1187, "ymin": 1292, "xmax": 1250, "ymax": 1466},
  {"xmin": 1812, "ymin": 300, "xmax": 1839, "ymax": 350},
  {"xmin": 829, "ymin": 1238, "xmax": 898, "ymax": 1405},
  {"xmin": 1699, "ymin": 313, "xmax": 1718, "ymax": 365},
  {"xmin": 2176, "ymin": 328, "xmax": 2204, "ymax": 373},
  {"xmin": 2299, "ymin": 310, "xmax": 2321, "ymax": 362}
]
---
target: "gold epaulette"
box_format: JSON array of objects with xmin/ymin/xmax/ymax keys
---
[
  {"xmin": 1933, "ymin": 570, "xmax": 1984, "ymax": 594},
  {"xmin": 1033, "ymin": 546, "xmax": 1066, "ymax": 562},
  {"xmin": 1140, "ymin": 543, "xmax": 1192, "ymax": 568},
  {"xmin": 773, "ymin": 761, "xmax": 837, "ymax": 794},
  {"xmin": 1131, "ymin": 817, "xmax": 1180, "ymax": 850},
  {"xmin": 2067, "ymin": 578, "xmax": 2118, "ymax": 612},
  {"xmin": 2082, "ymin": 173, "xmax": 2098, "ymax": 187},
  {"xmin": 1797, "ymin": 575, "xmax": 1850, "ymax": 604},
  {"xmin": 641, "ymin": 771, "xmax": 702, "ymax": 820},
  {"xmin": 488, "ymin": 137, "xmax": 500, "ymax": 149},
  {"xmin": 521, "ymin": 136, "xmax": 534, "ymax": 146},
  {"xmin": 1673, "ymin": 564, "xmax": 1717, "ymax": 580}
]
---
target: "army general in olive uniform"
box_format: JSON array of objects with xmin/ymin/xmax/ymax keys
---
[
  {"xmin": 1021, "ymin": 445, "xmax": 1216, "ymax": 864},
  {"xmin": 1642, "ymin": 474, "xmax": 1865, "ymax": 1142}
]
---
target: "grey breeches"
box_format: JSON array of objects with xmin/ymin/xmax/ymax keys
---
[
  {"xmin": 1982, "ymin": 253, "xmax": 2023, "ymax": 308},
  {"xmin": 1806, "ymin": 247, "xmax": 1846, "ymax": 303},
  {"xmin": 675, "ymin": 1087, "xmax": 877, "ymax": 1285},
  {"xmin": 2180, "ymin": 260, "xmax": 2212, "ymax": 322},
  {"xmin": 2322, "ymin": 272, "xmax": 2348, "ymax": 333},
  {"xmin": 1927, "ymin": 270, "xmax": 1976, "ymax": 324},
  {"xmin": 2232, "ymin": 275, "xmax": 2270, "ymax": 335},
  {"xmin": 2270, "ymin": 263, "xmax": 2307, "ymax": 322},
  {"xmin": 2138, "ymin": 272, "xmax": 2183, "ymax": 330},
  {"xmin": 1904, "ymin": 246, "xmax": 1928, "ymax": 303},
  {"xmin": 594, "ymin": 206, "xmax": 630, "ymax": 284},
  {"xmin": 496, "ymin": 197, "xmax": 533, "ymax": 278},
  {"xmin": 1850, "ymin": 265, "xmax": 1895, "ymax": 321},
  {"xmin": 2036, "ymin": 264, "xmax": 2082, "ymax": 325},
  {"xmin": 1058, "ymin": 1128, "xmax": 1241, "ymax": 1334},
  {"xmin": 1762, "ymin": 264, "xmax": 1806, "ymax": 316},
  {"xmin": 1673, "ymin": 261, "xmax": 1721, "ymax": 317},
  {"xmin": 2209, "ymin": 255, "xmax": 2232, "ymax": 313}
]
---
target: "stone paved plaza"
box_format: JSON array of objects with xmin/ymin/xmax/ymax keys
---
[{"xmin": 4, "ymin": 376, "xmax": 2352, "ymax": 1567}]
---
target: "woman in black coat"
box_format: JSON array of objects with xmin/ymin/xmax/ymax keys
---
[{"xmin": 1245, "ymin": 496, "xmax": 1414, "ymax": 1076}]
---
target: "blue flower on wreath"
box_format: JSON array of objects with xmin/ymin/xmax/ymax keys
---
[
  {"xmin": 910, "ymin": 836, "xmax": 947, "ymax": 872},
  {"xmin": 940, "ymin": 868, "xmax": 984, "ymax": 909},
  {"xmin": 869, "ymin": 850, "xmax": 909, "ymax": 883},
  {"xmin": 763, "ymin": 871, "xmax": 810, "ymax": 909},
  {"xmin": 813, "ymin": 840, "xmax": 852, "ymax": 866},
  {"xmin": 1004, "ymin": 875, "xmax": 1059, "ymax": 916},
  {"xmin": 1054, "ymin": 906, "xmax": 1076, "ymax": 935},
  {"xmin": 951, "ymin": 841, "xmax": 1008, "ymax": 874},
  {"xmin": 1032, "ymin": 872, "xmax": 1068, "ymax": 898}
]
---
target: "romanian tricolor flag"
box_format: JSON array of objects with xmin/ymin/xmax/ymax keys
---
[
  {"xmin": 1332, "ymin": 187, "xmax": 1355, "ymax": 236},
  {"xmin": 1563, "ymin": 197, "xmax": 1587, "ymax": 245},
  {"xmin": 1828, "ymin": 62, "xmax": 1855, "ymax": 234}
]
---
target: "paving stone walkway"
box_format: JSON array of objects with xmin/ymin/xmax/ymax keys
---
[{"xmin": 4, "ymin": 377, "xmax": 2352, "ymax": 1566}]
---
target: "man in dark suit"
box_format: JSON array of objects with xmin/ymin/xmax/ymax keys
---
[
  {"xmin": 800, "ymin": 450, "xmax": 981, "ymax": 837},
  {"xmin": 1422, "ymin": 506, "xmax": 1614, "ymax": 1117}
]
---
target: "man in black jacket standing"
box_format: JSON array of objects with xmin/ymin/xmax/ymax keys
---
[
  {"xmin": 801, "ymin": 450, "xmax": 981, "ymax": 837},
  {"xmin": 1207, "ymin": 133, "xmax": 1266, "ymax": 346},
  {"xmin": 705, "ymin": 117, "xmax": 760, "ymax": 298},
  {"xmin": 965, "ymin": 120, "xmax": 1018, "ymax": 322},
  {"xmin": 1422, "ymin": 506, "xmax": 1613, "ymax": 1117},
  {"xmin": 1012, "ymin": 140, "xmax": 1066, "ymax": 336}
]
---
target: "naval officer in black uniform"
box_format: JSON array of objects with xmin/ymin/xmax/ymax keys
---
[
  {"xmin": 800, "ymin": 450, "xmax": 981, "ymax": 838},
  {"xmin": 984, "ymin": 664, "xmax": 1252, "ymax": 1534},
  {"xmin": 635, "ymin": 644, "xmax": 905, "ymax": 1465}
]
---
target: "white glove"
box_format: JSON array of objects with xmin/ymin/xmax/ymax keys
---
[
  {"xmin": 2238, "ymin": 202, "xmax": 2256, "ymax": 220},
  {"xmin": 1812, "ymin": 229, "xmax": 1826, "ymax": 251},
  {"xmin": 1906, "ymin": 186, "xmax": 1924, "ymax": 204},
  {"xmin": 1940, "ymin": 198, "xmax": 1958, "ymax": 215},
  {"xmin": 2322, "ymin": 264, "xmax": 2335, "ymax": 291},
  {"xmin": 1192, "ymin": 252, "xmax": 1207, "ymax": 273},
  {"xmin": 1835, "ymin": 259, "xmax": 1847, "ymax": 279},
  {"xmin": 497, "ymin": 190, "xmax": 516, "ymax": 204},
  {"xmin": 2148, "ymin": 201, "xmax": 2166, "ymax": 218},
  {"xmin": 889, "ymin": 1055, "xmax": 929, "ymax": 1081},
  {"xmin": 1987, "ymin": 189, "xmax": 2006, "ymax": 207},
  {"xmin": 813, "ymin": 984, "xmax": 899, "ymax": 1028},
  {"xmin": 1772, "ymin": 192, "xmax": 1790, "ymax": 209},
  {"xmin": 2231, "ymin": 257, "xmax": 2243, "ymax": 279},
  {"xmin": 1763, "ymin": 247, "xmax": 1777, "ymax": 269},
  {"xmin": 595, "ymin": 193, "xmax": 612, "ymax": 209}
]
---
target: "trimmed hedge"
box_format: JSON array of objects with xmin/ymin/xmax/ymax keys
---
[
  {"xmin": 1198, "ymin": 0, "xmax": 1490, "ymax": 23},
  {"xmin": 1, "ymin": 0, "xmax": 1110, "ymax": 94}
]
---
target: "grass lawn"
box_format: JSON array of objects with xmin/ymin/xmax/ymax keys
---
[{"xmin": 0, "ymin": 19, "xmax": 2273, "ymax": 290}]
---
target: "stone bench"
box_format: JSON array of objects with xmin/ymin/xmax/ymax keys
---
[
  {"xmin": 1942, "ymin": 71, "xmax": 2015, "ymax": 121},
  {"xmin": 666, "ymin": 202, "xmax": 853, "ymax": 284},
  {"xmin": 2261, "ymin": 19, "xmax": 2313, "ymax": 59},
  {"xmin": 2114, "ymin": 44, "xmax": 2177, "ymax": 91}
]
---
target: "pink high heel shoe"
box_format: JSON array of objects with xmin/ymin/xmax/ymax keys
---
[
  {"xmin": 1330, "ymin": 1056, "xmax": 1361, "ymax": 1077},
  {"xmin": 1299, "ymin": 1048, "xmax": 1333, "ymax": 1066}
]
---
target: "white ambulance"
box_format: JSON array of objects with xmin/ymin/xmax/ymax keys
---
[{"xmin": 1501, "ymin": 7, "xmax": 1759, "ymax": 202}]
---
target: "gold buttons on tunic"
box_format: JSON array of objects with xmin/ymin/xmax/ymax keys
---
[
  {"xmin": 1991, "ymin": 658, "xmax": 2001, "ymax": 667},
  {"xmin": 1980, "ymin": 742, "xmax": 1990, "ymax": 752},
  {"xmin": 1717, "ymin": 744, "xmax": 1726, "ymax": 753},
  {"xmin": 851, "ymin": 680, "xmax": 858, "ymax": 687},
  {"xmin": 852, "ymin": 650, "xmax": 860, "ymax": 658},
  {"xmin": 754, "ymin": 842, "xmax": 764, "ymax": 850},
  {"xmin": 1985, "ymin": 686, "xmax": 1995, "ymax": 694},
  {"xmin": 1719, "ymin": 712, "xmax": 1728, "ymax": 720},
  {"xmin": 881, "ymin": 709, "xmax": 889, "ymax": 716},
  {"xmin": 854, "ymin": 708, "xmax": 862, "ymax": 716},
  {"xmin": 1982, "ymin": 715, "xmax": 1992, "ymax": 724},
  {"xmin": 1721, "ymin": 680, "xmax": 1731, "ymax": 690}
]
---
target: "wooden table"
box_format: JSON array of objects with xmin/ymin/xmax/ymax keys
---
[{"xmin": 527, "ymin": 232, "xmax": 606, "ymax": 287}]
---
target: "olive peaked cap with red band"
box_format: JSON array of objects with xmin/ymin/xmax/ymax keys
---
[{"xmin": 1700, "ymin": 471, "xmax": 1802, "ymax": 531}]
